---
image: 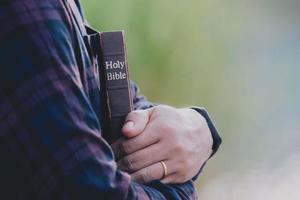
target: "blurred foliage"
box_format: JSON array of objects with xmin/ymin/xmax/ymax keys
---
[
  {"xmin": 82, "ymin": 0, "xmax": 231, "ymax": 106},
  {"xmin": 82, "ymin": 0, "xmax": 300, "ymax": 197}
]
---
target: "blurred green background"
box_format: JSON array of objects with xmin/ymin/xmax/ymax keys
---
[{"xmin": 82, "ymin": 0, "xmax": 300, "ymax": 199}]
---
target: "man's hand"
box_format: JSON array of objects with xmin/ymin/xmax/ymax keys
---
[{"xmin": 112, "ymin": 105, "xmax": 213, "ymax": 184}]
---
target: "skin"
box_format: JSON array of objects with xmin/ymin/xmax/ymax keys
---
[{"xmin": 111, "ymin": 105, "xmax": 213, "ymax": 184}]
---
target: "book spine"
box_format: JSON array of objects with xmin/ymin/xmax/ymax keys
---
[{"xmin": 98, "ymin": 31, "xmax": 133, "ymax": 144}]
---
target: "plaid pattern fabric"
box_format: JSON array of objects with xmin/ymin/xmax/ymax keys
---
[{"xmin": 0, "ymin": 0, "xmax": 197, "ymax": 199}]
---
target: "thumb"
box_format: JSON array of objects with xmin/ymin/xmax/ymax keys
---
[{"xmin": 122, "ymin": 109, "xmax": 152, "ymax": 138}]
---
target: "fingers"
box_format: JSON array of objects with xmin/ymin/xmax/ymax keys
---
[
  {"xmin": 112, "ymin": 125, "xmax": 160, "ymax": 159},
  {"xmin": 111, "ymin": 138, "xmax": 126, "ymax": 160},
  {"xmin": 161, "ymin": 173, "xmax": 179, "ymax": 184},
  {"xmin": 117, "ymin": 143, "xmax": 165, "ymax": 173},
  {"xmin": 131, "ymin": 159, "xmax": 188, "ymax": 184},
  {"xmin": 161, "ymin": 159, "xmax": 195, "ymax": 184},
  {"xmin": 122, "ymin": 109, "xmax": 152, "ymax": 138},
  {"xmin": 131, "ymin": 160, "xmax": 173, "ymax": 183}
]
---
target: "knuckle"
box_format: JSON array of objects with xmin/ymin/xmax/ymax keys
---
[
  {"xmin": 137, "ymin": 170, "xmax": 149, "ymax": 183},
  {"xmin": 141, "ymin": 170, "xmax": 151, "ymax": 183},
  {"xmin": 122, "ymin": 156, "xmax": 135, "ymax": 171},
  {"xmin": 173, "ymin": 141, "xmax": 185, "ymax": 154},
  {"xmin": 119, "ymin": 142, "xmax": 131, "ymax": 155}
]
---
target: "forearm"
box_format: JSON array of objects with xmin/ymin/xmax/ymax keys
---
[
  {"xmin": 56, "ymin": 137, "xmax": 196, "ymax": 200},
  {"xmin": 0, "ymin": 4, "xmax": 196, "ymax": 198},
  {"xmin": 0, "ymin": 73, "xmax": 196, "ymax": 200}
]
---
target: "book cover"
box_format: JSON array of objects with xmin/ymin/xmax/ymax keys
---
[{"xmin": 98, "ymin": 31, "xmax": 133, "ymax": 144}]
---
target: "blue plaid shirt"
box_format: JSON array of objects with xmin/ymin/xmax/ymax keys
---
[{"xmin": 0, "ymin": 0, "xmax": 217, "ymax": 199}]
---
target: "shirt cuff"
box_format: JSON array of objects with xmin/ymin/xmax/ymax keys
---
[{"xmin": 190, "ymin": 107, "xmax": 222, "ymax": 157}]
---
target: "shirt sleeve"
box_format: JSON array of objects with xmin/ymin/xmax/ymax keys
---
[
  {"xmin": 0, "ymin": 1, "xmax": 196, "ymax": 200},
  {"xmin": 192, "ymin": 108, "xmax": 222, "ymax": 157}
]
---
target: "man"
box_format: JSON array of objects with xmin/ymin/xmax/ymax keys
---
[{"xmin": 0, "ymin": 0, "xmax": 221, "ymax": 199}]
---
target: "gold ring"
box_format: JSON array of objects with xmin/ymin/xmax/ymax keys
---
[{"xmin": 160, "ymin": 161, "xmax": 168, "ymax": 179}]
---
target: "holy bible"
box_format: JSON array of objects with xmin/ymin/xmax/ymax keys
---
[{"xmin": 98, "ymin": 31, "xmax": 133, "ymax": 144}]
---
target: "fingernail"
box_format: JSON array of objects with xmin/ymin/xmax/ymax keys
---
[{"xmin": 124, "ymin": 121, "xmax": 134, "ymax": 130}]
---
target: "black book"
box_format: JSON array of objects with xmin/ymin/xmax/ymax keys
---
[{"xmin": 98, "ymin": 31, "xmax": 133, "ymax": 144}]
